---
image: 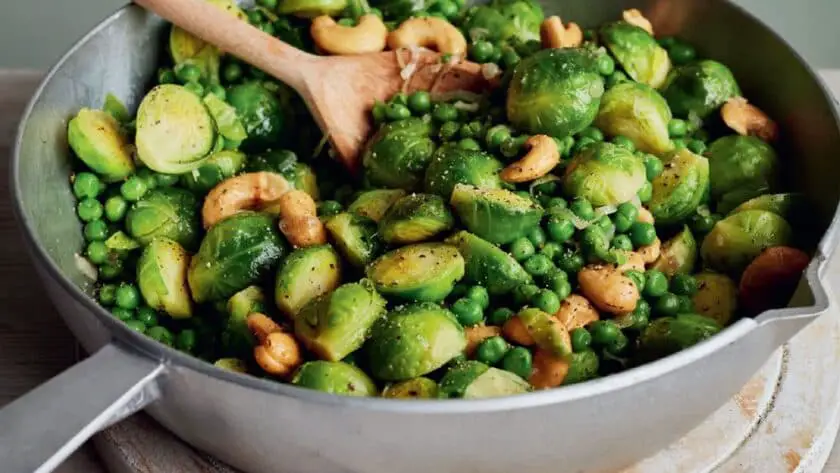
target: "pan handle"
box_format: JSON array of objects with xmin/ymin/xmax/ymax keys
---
[{"xmin": 0, "ymin": 343, "xmax": 165, "ymax": 473}]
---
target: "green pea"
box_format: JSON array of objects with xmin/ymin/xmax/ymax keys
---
[
  {"xmin": 125, "ymin": 320, "xmax": 147, "ymax": 333},
  {"xmin": 98, "ymin": 283, "xmax": 117, "ymax": 306},
  {"xmin": 677, "ymin": 295, "xmax": 695, "ymax": 313},
  {"xmin": 671, "ymin": 138, "xmax": 687, "ymax": 149},
  {"xmin": 570, "ymin": 198, "xmax": 595, "ymax": 221},
  {"xmin": 670, "ymin": 274, "xmax": 698, "ymax": 296},
  {"xmin": 513, "ymin": 283, "xmax": 541, "ymax": 307},
  {"xmin": 643, "ymin": 270, "xmax": 669, "ymax": 298},
  {"xmin": 147, "ymin": 326, "xmax": 175, "ymax": 346},
  {"xmin": 669, "ymin": 42, "xmax": 696, "ymax": 65},
  {"xmin": 533, "ymin": 180, "xmax": 558, "ymax": 196},
  {"xmin": 207, "ymin": 84, "xmax": 227, "ymax": 100},
  {"xmin": 571, "ymin": 137, "xmax": 596, "ymax": 156},
  {"xmin": 431, "ymin": 0, "xmax": 459, "ymax": 19},
  {"xmin": 157, "ymin": 68, "xmax": 176, "ymax": 85},
  {"xmin": 222, "ymin": 62, "xmax": 243, "ymax": 83},
  {"xmin": 501, "ymin": 347, "xmax": 533, "ymax": 379},
  {"xmin": 532, "ymin": 289, "xmax": 560, "ymax": 314},
  {"xmin": 120, "ymin": 177, "xmax": 148, "ymax": 202},
  {"xmin": 407, "ymin": 91, "xmax": 432, "ymax": 114},
  {"xmin": 571, "ymin": 328, "xmax": 592, "ymax": 352},
  {"xmin": 389, "ymin": 93, "xmax": 408, "ymax": 106},
  {"xmin": 637, "ymin": 182, "xmax": 653, "ymax": 203},
  {"xmin": 589, "ymin": 320, "xmax": 620, "ymax": 347},
  {"xmin": 317, "ymin": 200, "xmax": 343, "ymax": 218},
  {"xmin": 155, "ymin": 173, "xmax": 180, "ymax": 187},
  {"xmin": 174, "ymin": 63, "xmax": 202, "ymax": 84},
  {"xmin": 581, "ymin": 226, "xmax": 609, "ymax": 260},
  {"xmin": 596, "ymin": 54, "xmax": 616, "ymax": 76},
  {"xmin": 624, "ymin": 269, "xmax": 646, "ymax": 291},
  {"xmin": 523, "ymin": 254, "xmax": 553, "ymax": 277},
  {"xmin": 687, "ymin": 139, "xmax": 707, "ymax": 154},
  {"xmin": 77, "ymin": 198, "xmax": 103, "ymax": 222},
  {"xmin": 583, "ymin": 29, "xmax": 596, "ymax": 41},
  {"xmin": 654, "ymin": 293, "xmax": 681, "ymax": 317},
  {"xmin": 612, "ymin": 135, "xmax": 636, "ymax": 152},
  {"xmin": 73, "ymin": 172, "xmax": 103, "ymax": 199},
  {"xmin": 112, "ymin": 307, "xmax": 135, "ymax": 321},
  {"xmin": 606, "ymin": 70, "xmax": 629, "ymax": 88},
  {"xmin": 488, "ymin": 307, "xmax": 515, "ymax": 326},
  {"xmin": 451, "ymin": 298, "xmax": 484, "ymax": 326},
  {"xmin": 629, "ymin": 222, "xmax": 657, "ymax": 247},
  {"xmin": 611, "ymin": 234, "xmax": 633, "ymax": 251},
  {"xmin": 540, "ymin": 242, "xmax": 562, "ymax": 261},
  {"xmin": 594, "ymin": 215, "xmax": 614, "ymax": 234},
  {"xmin": 618, "ymin": 299, "xmax": 650, "ymax": 331},
  {"xmin": 476, "ymin": 336, "xmax": 510, "ymax": 365},
  {"xmin": 644, "ymin": 155, "xmax": 665, "ymax": 181},
  {"xmin": 459, "ymin": 121, "xmax": 483, "ymax": 139},
  {"xmin": 556, "ymin": 249, "xmax": 584, "ymax": 274},
  {"xmin": 99, "ymin": 260, "xmax": 123, "ymax": 280},
  {"xmin": 469, "ymin": 40, "xmax": 495, "ymax": 63},
  {"xmin": 501, "ymin": 48, "xmax": 521, "ymax": 69},
  {"xmin": 466, "ymin": 286, "xmax": 490, "ymax": 310},
  {"xmin": 115, "ymin": 283, "xmax": 140, "ymax": 310},
  {"xmin": 546, "ymin": 216, "xmax": 574, "ymax": 243},
  {"xmin": 658, "ymin": 36, "xmax": 676, "ymax": 48},
  {"xmin": 135, "ymin": 168, "xmax": 158, "ymax": 190},
  {"xmin": 386, "ymin": 103, "xmax": 411, "ymax": 121},
  {"xmin": 501, "ymin": 136, "xmax": 529, "ymax": 159},
  {"xmin": 247, "ymin": 10, "xmax": 264, "ymax": 25},
  {"xmin": 84, "ymin": 220, "xmax": 109, "ymax": 242},
  {"xmin": 547, "ymin": 197, "xmax": 568, "ymax": 212},
  {"xmin": 86, "ymin": 241, "xmax": 110, "ymax": 265},
  {"xmin": 136, "ymin": 307, "xmax": 159, "ymax": 327},
  {"xmin": 526, "ymin": 227, "xmax": 547, "ymax": 249},
  {"xmin": 257, "ymin": 0, "xmax": 278, "ymax": 8},
  {"xmin": 485, "ymin": 124, "xmax": 512, "ymax": 149},
  {"xmin": 578, "ymin": 126, "xmax": 604, "ymax": 142},
  {"xmin": 689, "ymin": 212, "xmax": 721, "ymax": 235},
  {"xmin": 176, "ymin": 329, "xmax": 198, "ymax": 353},
  {"xmin": 616, "ymin": 201, "xmax": 639, "ymax": 223},
  {"xmin": 371, "ymin": 101, "xmax": 387, "ymax": 124},
  {"xmin": 668, "ymin": 119, "xmax": 688, "ymax": 137},
  {"xmin": 509, "ymin": 237, "xmax": 535, "ymax": 262},
  {"xmin": 605, "ymin": 330, "xmax": 629, "ymax": 355},
  {"xmin": 102, "ymin": 196, "xmax": 127, "ymax": 222},
  {"xmin": 439, "ymin": 121, "xmax": 460, "ymax": 141}
]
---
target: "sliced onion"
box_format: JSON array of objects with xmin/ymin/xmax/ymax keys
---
[
  {"xmin": 481, "ymin": 63, "xmax": 502, "ymax": 80},
  {"xmin": 528, "ymin": 175, "xmax": 561, "ymax": 196},
  {"xmin": 432, "ymin": 90, "xmax": 484, "ymax": 103},
  {"xmin": 688, "ymin": 111, "xmax": 703, "ymax": 132},
  {"xmin": 74, "ymin": 254, "xmax": 98, "ymax": 282},
  {"xmin": 630, "ymin": 195, "xmax": 642, "ymax": 209},
  {"xmin": 594, "ymin": 204, "xmax": 618, "ymax": 218},
  {"xmin": 453, "ymin": 101, "xmax": 480, "ymax": 112},
  {"xmin": 696, "ymin": 204, "xmax": 711, "ymax": 218}
]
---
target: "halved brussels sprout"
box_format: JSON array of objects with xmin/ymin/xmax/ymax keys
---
[
  {"xmin": 291, "ymin": 361, "xmax": 377, "ymax": 397},
  {"xmin": 136, "ymin": 85, "xmax": 216, "ymax": 174},
  {"xmin": 700, "ymin": 210, "xmax": 793, "ymax": 274},
  {"xmin": 651, "ymin": 225, "xmax": 697, "ymax": 276},
  {"xmin": 661, "ymin": 60, "xmax": 741, "ymax": 119},
  {"xmin": 563, "ymin": 350, "xmax": 599, "ymax": 385},
  {"xmin": 68, "ymin": 109, "xmax": 135, "ymax": 182},
  {"xmin": 181, "ymin": 150, "xmax": 246, "ymax": 194},
  {"xmin": 105, "ymin": 231, "xmax": 141, "ymax": 252},
  {"xmin": 424, "ymin": 146, "xmax": 504, "ymax": 198},
  {"xmin": 363, "ymin": 117, "xmax": 437, "ymax": 191},
  {"xmin": 729, "ymin": 193, "xmax": 804, "ymax": 221},
  {"xmin": 648, "ymin": 148, "xmax": 710, "ymax": 225},
  {"xmin": 638, "ymin": 314, "xmax": 722, "ymax": 361},
  {"xmin": 324, "ymin": 212, "xmax": 383, "ymax": 268},
  {"xmin": 278, "ymin": 0, "xmax": 348, "ymax": 18},
  {"xmin": 347, "ymin": 189, "xmax": 407, "ymax": 223},
  {"xmin": 103, "ymin": 93, "xmax": 130, "ymax": 124},
  {"xmin": 125, "ymin": 188, "xmax": 201, "ymax": 250},
  {"xmin": 692, "ymin": 272, "xmax": 738, "ymax": 326},
  {"xmin": 438, "ymin": 361, "xmax": 530, "ymax": 399},
  {"xmin": 446, "ymin": 231, "xmax": 532, "ymax": 295},
  {"xmin": 562, "ymin": 142, "xmax": 646, "ymax": 206},
  {"xmin": 600, "ymin": 21, "xmax": 671, "ymax": 88},
  {"xmin": 462, "ymin": 0, "xmax": 544, "ymax": 43},
  {"xmin": 227, "ymin": 82, "xmax": 291, "ymax": 153},
  {"xmin": 707, "ymin": 136, "xmax": 779, "ymax": 214},
  {"xmin": 382, "ymin": 377, "xmax": 439, "ymax": 399},
  {"xmin": 379, "ymin": 194, "xmax": 455, "ymax": 245},
  {"xmin": 137, "ymin": 238, "xmax": 192, "ymax": 319},
  {"xmin": 169, "ymin": 0, "xmax": 244, "ymax": 82},
  {"xmin": 188, "ymin": 212, "xmax": 287, "ymax": 302},
  {"xmin": 203, "ymin": 94, "xmax": 248, "ymax": 142},
  {"xmin": 222, "ymin": 286, "xmax": 266, "ymax": 356},
  {"xmin": 513, "ymin": 308, "xmax": 571, "ymax": 357},
  {"xmin": 294, "ymin": 280, "xmax": 387, "ymax": 361},
  {"xmin": 367, "ymin": 243, "xmax": 465, "ymax": 302},
  {"xmin": 507, "ymin": 48, "xmax": 605, "ymax": 138},
  {"xmin": 365, "ymin": 302, "xmax": 466, "ymax": 381},
  {"xmin": 595, "ymin": 82, "xmax": 673, "ymax": 154},
  {"xmin": 275, "ymin": 245, "xmax": 342, "ymax": 318},
  {"xmin": 450, "ymin": 185, "xmax": 544, "ymax": 245},
  {"xmin": 244, "ymin": 150, "xmax": 320, "ymax": 199}
]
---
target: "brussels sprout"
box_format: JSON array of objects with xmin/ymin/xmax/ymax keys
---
[
  {"xmin": 514, "ymin": 308, "xmax": 572, "ymax": 357},
  {"xmin": 168, "ymin": 0, "xmax": 244, "ymax": 82},
  {"xmin": 244, "ymin": 149, "xmax": 319, "ymax": 199},
  {"xmin": 137, "ymin": 238, "xmax": 192, "ymax": 318},
  {"xmin": 561, "ymin": 142, "xmax": 646, "ymax": 206},
  {"xmin": 438, "ymin": 361, "xmax": 530, "ymax": 398},
  {"xmin": 462, "ymin": 0, "xmax": 544, "ymax": 43},
  {"xmin": 651, "ymin": 225, "xmax": 697, "ymax": 275},
  {"xmin": 275, "ymin": 245, "xmax": 342, "ymax": 318},
  {"xmin": 68, "ymin": 109, "xmax": 135, "ymax": 182},
  {"xmin": 222, "ymin": 286, "xmax": 266, "ymax": 356},
  {"xmin": 450, "ymin": 185, "xmax": 544, "ymax": 245},
  {"xmin": 707, "ymin": 136, "xmax": 779, "ymax": 213},
  {"xmin": 279, "ymin": 0, "xmax": 348, "ymax": 17},
  {"xmin": 367, "ymin": 243, "xmax": 465, "ymax": 302},
  {"xmin": 379, "ymin": 194, "xmax": 455, "ymax": 245},
  {"xmin": 507, "ymin": 48, "xmax": 605, "ymax": 138},
  {"xmin": 382, "ymin": 377, "xmax": 439, "ymax": 398},
  {"xmin": 446, "ymin": 231, "xmax": 532, "ymax": 295},
  {"xmin": 294, "ymin": 281, "xmax": 387, "ymax": 361},
  {"xmin": 347, "ymin": 189, "xmax": 407, "ymax": 223},
  {"xmin": 595, "ymin": 82, "xmax": 673, "ymax": 154},
  {"xmin": 103, "ymin": 93, "xmax": 130, "ymax": 124},
  {"xmin": 136, "ymin": 85, "xmax": 216, "ymax": 174},
  {"xmin": 661, "ymin": 60, "xmax": 741, "ymax": 119},
  {"xmin": 203, "ymin": 94, "xmax": 248, "ymax": 142},
  {"xmin": 188, "ymin": 212, "xmax": 287, "ymax": 302},
  {"xmin": 365, "ymin": 303, "xmax": 466, "ymax": 380},
  {"xmin": 700, "ymin": 210, "xmax": 793, "ymax": 274},
  {"xmin": 424, "ymin": 146, "xmax": 504, "ymax": 198},
  {"xmin": 638, "ymin": 313, "xmax": 722, "ymax": 361},
  {"xmin": 563, "ymin": 350, "xmax": 600, "ymax": 385},
  {"xmin": 599, "ymin": 22, "xmax": 671, "ymax": 88},
  {"xmin": 227, "ymin": 82, "xmax": 291, "ymax": 152},
  {"xmin": 363, "ymin": 118, "xmax": 437, "ymax": 191},
  {"xmin": 292, "ymin": 361, "xmax": 377, "ymax": 396},
  {"xmin": 324, "ymin": 212, "xmax": 383, "ymax": 268},
  {"xmin": 181, "ymin": 150, "xmax": 246, "ymax": 194},
  {"xmin": 692, "ymin": 272, "xmax": 738, "ymax": 326},
  {"xmin": 125, "ymin": 188, "xmax": 201, "ymax": 250},
  {"xmin": 648, "ymin": 149, "xmax": 710, "ymax": 225},
  {"xmin": 729, "ymin": 193, "xmax": 805, "ymax": 221}
]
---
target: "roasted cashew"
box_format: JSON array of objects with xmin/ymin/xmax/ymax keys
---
[
  {"xmin": 500, "ymin": 135, "xmax": 561, "ymax": 183},
  {"xmin": 638, "ymin": 238, "xmax": 661, "ymax": 264},
  {"xmin": 387, "ymin": 17, "xmax": 467, "ymax": 56},
  {"xmin": 529, "ymin": 348, "xmax": 569, "ymax": 389},
  {"xmin": 311, "ymin": 15, "xmax": 388, "ymax": 55},
  {"xmin": 277, "ymin": 190, "xmax": 328, "ymax": 248},
  {"xmin": 578, "ymin": 264, "xmax": 640, "ymax": 315},
  {"xmin": 721, "ymin": 97, "xmax": 779, "ymax": 142},
  {"xmin": 637, "ymin": 207, "xmax": 655, "ymax": 224},
  {"xmin": 540, "ymin": 16, "xmax": 583, "ymax": 49},
  {"xmin": 203, "ymin": 172, "xmax": 292, "ymax": 229},
  {"xmin": 617, "ymin": 251, "xmax": 645, "ymax": 273},
  {"xmin": 247, "ymin": 313, "xmax": 302, "ymax": 377},
  {"xmin": 465, "ymin": 324, "xmax": 502, "ymax": 356},
  {"xmin": 502, "ymin": 316, "xmax": 535, "ymax": 346},
  {"xmin": 623, "ymin": 9, "xmax": 654, "ymax": 35},
  {"xmin": 554, "ymin": 294, "xmax": 600, "ymax": 331}
]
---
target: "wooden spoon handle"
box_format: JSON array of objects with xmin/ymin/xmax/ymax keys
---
[{"xmin": 134, "ymin": 0, "xmax": 315, "ymax": 91}]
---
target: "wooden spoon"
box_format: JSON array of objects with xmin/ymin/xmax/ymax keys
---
[{"xmin": 134, "ymin": 0, "xmax": 493, "ymax": 171}]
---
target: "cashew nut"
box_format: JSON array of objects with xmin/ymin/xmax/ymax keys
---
[
  {"xmin": 500, "ymin": 135, "xmax": 561, "ymax": 183},
  {"xmin": 721, "ymin": 97, "xmax": 779, "ymax": 142},
  {"xmin": 637, "ymin": 207, "xmax": 655, "ymax": 224},
  {"xmin": 277, "ymin": 190, "xmax": 328, "ymax": 248},
  {"xmin": 502, "ymin": 316, "xmax": 535, "ymax": 346},
  {"xmin": 247, "ymin": 313, "xmax": 302, "ymax": 377},
  {"xmin": 203, "ymin": 172, "xmax": 292, "ymax": 229},
  {"xmin": 578, "ymin": 264, "xmax": 640, "ymax": 315},
  {"xmin": 311, "ymin": 15, "xmax": 388, "ymax": 55},
  {"xmin": 617, "ymin": 251, "xmax": 646, "ymax": 273},
  {"xmin": 554, "ymin": 294, "xmax": 600, "ymax": 331},
  {"xmin": 623, "ymin": 9, "xmax": 654, "ymax": 35},
  {"xmin": 529, "ymin": 348, "xmax": 569, "ymax": 389},
  {"xmin": 387, "ymin": 17, "xmax": 467, "ymax": 56},
  {"xmin": 540, "ymin": 16, "xmax": 583, "ymax": 49},
  {"xmin": 465, "ymin": 324, "xmax": 502, "ymax": 356},
  {"xmin": 638, "ymin": 238, "xmax": 661, "ymax": 264}
]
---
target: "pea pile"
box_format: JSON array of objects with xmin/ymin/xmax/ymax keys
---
[{"xmin": 65, "ymin": 0, "xmax": 810, "ymax": 398}]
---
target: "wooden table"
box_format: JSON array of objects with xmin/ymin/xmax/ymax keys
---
[{"xmin": 1, "ymin": 70, "xmax": 840, "ymax": 473}]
